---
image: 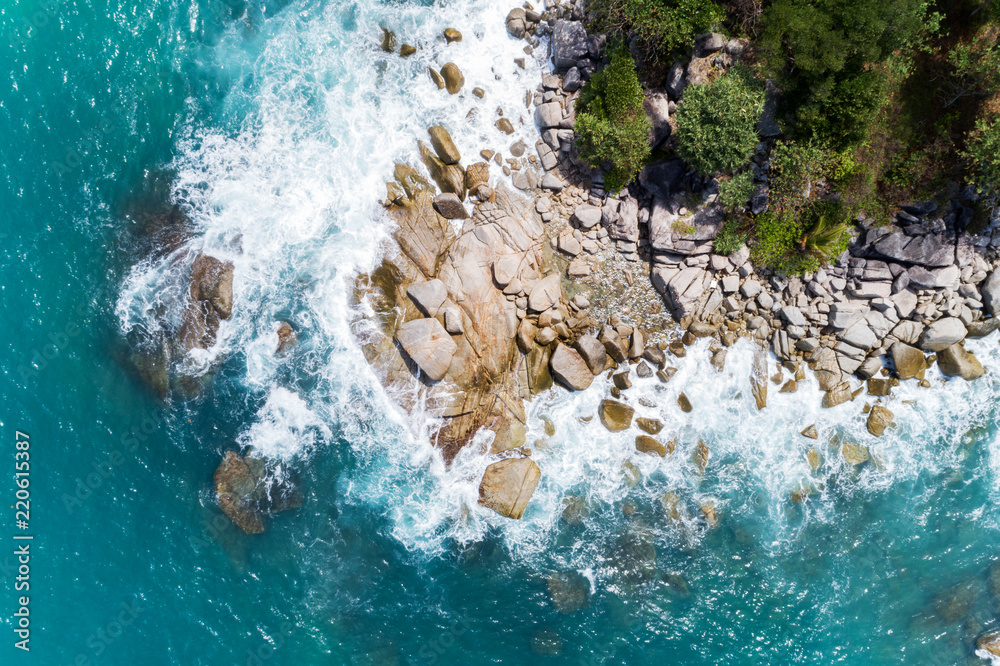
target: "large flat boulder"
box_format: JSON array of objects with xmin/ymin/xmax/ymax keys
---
[
  {"xmin": 528, "ymin": 274, "xmax": 562, "ymax": 312},
  {"xmin": 550, "ymin": 343, "xmax": 594, "ymax": 390},
  {"xmin": 937, "ymin": 342, "xmax": 984, "ymax": 380},
  {"xmin": 599, "ymin": 399, "xmax": 634, "ymax": 432},
  {"xmin": 890, "ymin": 341, "xmax": 926, "ymax": 380},
  {"xmin": 871, "ymin": 233, "xmax": 955, "ymax": 267},
  {"xmin": 395, "ymin": 317, "xmax": 458, "ymax": 381},
  {"xmin": 574, "ymin": 335, "xmax": 608, "ymax": 375},
  {"xmin": 551, "ymin": 20, "xmax": 588, "ymax": 68},
  {"xmin": 918, "ymin": 317, "xmax": 966, "ymax": 352},
  {"xmin": 407, "ymin": 279, "xmax": 448, "ymax": 316},
  {"xmin": 478, "ymin": 457, "xmax": 540, "ymax": 519}
]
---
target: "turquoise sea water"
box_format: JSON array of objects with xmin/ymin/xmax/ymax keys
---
[{"xmin": 5, "ymin": 0, "xmax": 1000, "ymax": 664}]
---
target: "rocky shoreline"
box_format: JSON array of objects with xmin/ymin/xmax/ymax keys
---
[{"xmin": 355, "ymin": 1, "xmax": 1000, "ymax": 521}]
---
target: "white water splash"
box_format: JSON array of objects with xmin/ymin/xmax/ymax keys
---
[{"xmin": 114, "ymin": 0, "xmax": 1000, "ymax": 569}]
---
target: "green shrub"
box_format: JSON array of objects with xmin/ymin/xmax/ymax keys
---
[
  {"xmin": 718, "ymin": 169, "xmax": 755, "ymax": 211},
  {"xmin": 588, "ymin": 0, "xmax": 724, "ymax": 56},
  {"xmin": 713, "ymin": 217, "xmax": 746, "ymax": 255},
  {"xmin": 575, "ymin": 49, "xmax": 652, "ymax": 192},
  {"xmin": 758, "ymin": 0, "xmax": 935, "ymax": 150},
  {"xmin": 962, "ymin": 117, "xmax": 1000, "ymax": 197},
  {"xmin": 750, "ymin": 200, "xmax": 852, "ymax": 273},
  {"xmin": 674, "ymin": 67, "xmax": 765, "ymax": 175}
]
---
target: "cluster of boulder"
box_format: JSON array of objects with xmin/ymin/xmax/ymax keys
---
[{"xmin": 356, "ymin": 0, "xmax": 1000, "ymax": 525}]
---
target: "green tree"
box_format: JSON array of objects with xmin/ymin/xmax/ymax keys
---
[
  {"xmin": 674, "ymin": 66, "xmax": 765, "ymax": 175},
  {"xmin": 575, "ymin": 49, "xmax": 652, "ymax": 191},
  {"xmin": 758, "ymin": 0, "xmax": 936, "ymax": 148}
]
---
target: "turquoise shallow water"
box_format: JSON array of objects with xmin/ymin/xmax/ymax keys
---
[{"xmin": 5, "ymin": 0, "xmax": 1000, "ymax": 664}]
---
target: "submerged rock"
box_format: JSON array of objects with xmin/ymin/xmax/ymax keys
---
[
  {"xmin": 214, "ymin": 451, "xmax": 303, "ymax": 535},
  {"xmin": 546, "ymin": 570, "xmax": 590, "ymax": 613},
  {"xmin": 636, "ymin": 417, "xmax": 664, "ymax": 435},
  {"xmin": 478, "ymin": 457, "xmax": 540, "ymax": 519},
  {"xmin": 275, "ymin": 321, "xmax": 297, "ymax": 355},
  {"xmin": 841, "ymin": 442, "xmax": 869, "ymax": 466},
  {"xmin": 691, "ymin": 441, "xmax": 710, "ymax": 474}
]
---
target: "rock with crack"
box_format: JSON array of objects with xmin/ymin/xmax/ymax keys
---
[
  {"xmin": 478, "ymin": 457, "xmax": 540, "ymax": 519},
  {"xmin": 395, "ymin": 317, "xmax": 458, "ymax": 381},
  {"xmin": 550, "ymin": 343, "xmax": 594, "ymax": 390},
  {"xmin": 937, "ymin": 342, "xmax": 984, "ymax": 380}
]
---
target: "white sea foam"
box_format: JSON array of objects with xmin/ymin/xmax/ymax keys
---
[{"xmin": 114, "ymin": 0, "xmax": 1000, "ymax": 571}]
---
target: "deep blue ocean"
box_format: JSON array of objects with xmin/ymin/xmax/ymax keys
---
[{"xmin": 4, "ymin": 0, "xmax": 1000, "ymax": 664}]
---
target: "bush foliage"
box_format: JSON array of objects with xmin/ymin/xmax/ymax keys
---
[
  {"xmin": 962, "ymin": 118, "xmax": 1000, "ymax": 197},
  {"xmin": 588, "ymin": 0, "xmax": 724, "ymax": 56},
  {"xmin": 674, "ymin": 67, "xmax": 765, "ymax": 175},
  {"xmin": 575, "ymin": 49, "xmax": 652, "ymax": 191}
]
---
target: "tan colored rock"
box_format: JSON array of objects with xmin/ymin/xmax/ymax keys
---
[
  {"xmin": 822, "ymin": 382, "xmax": 853, "ymax": 408},
  {"xmin": 393, "ymin": 163, "xmax": 434, "ymax": 201},
  {"xmin": 419, "ymin": 141, "xmax": 466, "ymax": 200},
  {"xmin": 867, "ymin": 377, "xmax": 892, "ymax": 396},
  {"xmin": 190, "ymin": 254, "xmax": 234, "ymax": 319},
  {"xmin": 806, "ymin": 448, "xmax": 822, "ymax": 471},
  {"xmin": 890, "ymin": 341, "xmax": 927, "ymax": 381},
  {"xmin": 677, "ymin": 392, "xmax": 693, "ymax": 413},
  {"xmin": 636, "ymin": 435, "xmax": 668, "ymax": 457},
  {"xmin": 977, "ymin": 632, "xmax": 1000, "ymax": 658},
  {"xmin": 478, "ymin": 457, "xmax": 540, "ymax": 519},
  {"xmin": 550, "ymin": 343, "xmax": 594, "ymax": 391},
  {"xmin": 574, "ymin": 335, "xmax": 608, "ymax": 375},
  {"xmin": 937, "ymin": 342, "xmax": 984, "ymax": 380},
  {"xmin": 466, "ymin": 162, "xmax": 490, "ymax": 190},
  {"xmin": 528, "ymin": 274, "xmax": 562, "ymax": 312},
  {"xmin": 599, "ymin": 399, "xmax": 634, "ymax": 432},
  {"xmin": 841, "ymin": 442, "xmax": 869, "ymax": 466},
  {"xmin": 394, "ymin": 317, "xmax": 458, "ymax": 381},
  {"xmin": 275, "ymin": 321, "xmax": 296, "ymax": 355},
  {"xmin": 867, "ymin": 405, "xmax": 893, "ymax": 437},
  {"xmin": 428, "ymin": 125, "xmax": 461, "ymax": 165},
  {"xmin": 443, "ymin": 28, "xmax": 462, "ymax": 43},
  {"xmin": 692, "ymin": 441, "xmax": 710, "ymax": 474},
  {"xmin": 751, "ymin": 350, "xmax": 768, "ymax": 410},
  {"xmin": 429, "ymin": 67, "xmax": 445, "ymax": 90},
  {"xmin": 801, "ymin": 424, "xmax": 818, "ymax": 439},
  {"xmin": 636, "ymin": 417, "xmax": 664, "ymax": 435},
  {"xmin": 440, "ymin": 62, "xmax": 464, "ymax": 94}
]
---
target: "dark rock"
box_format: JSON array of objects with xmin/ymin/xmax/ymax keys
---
[
  {"xmin": 432, "ymin": 193, "xmax": 469, "ymax": 219},
  {"xmin": 551, "ymin": 20, "xmax": 588, "ymax": 69},
  {"xmin": 214, "ymin": 451, "xmax": 302, "ymax": 535}
]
